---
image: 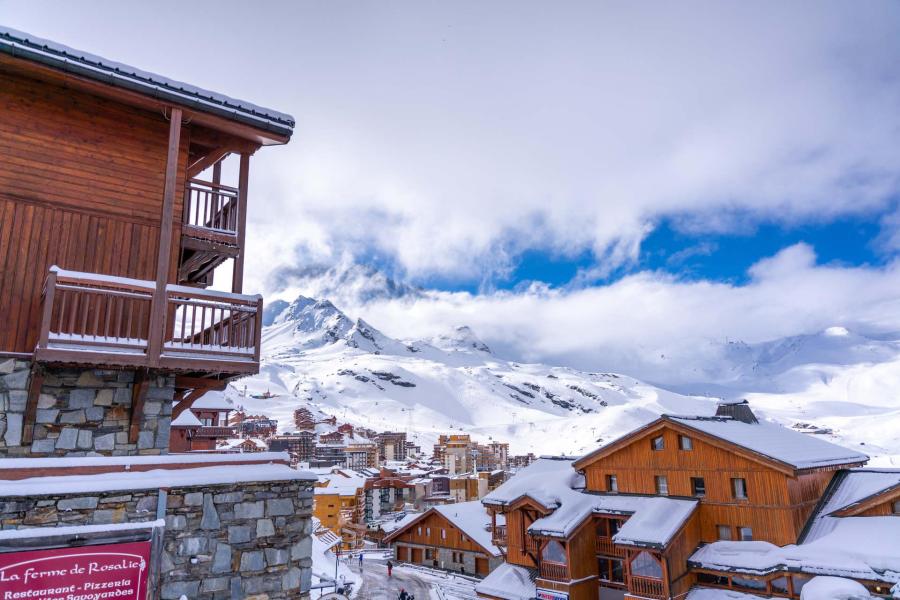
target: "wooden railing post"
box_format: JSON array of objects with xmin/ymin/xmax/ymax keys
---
[
  {"xmin": 37, "ymin": 268, "xmax": 58, "ymax": 350},
  {"xmin": 253, "ymin": 296, "xmax": 263, "ymax": 363},
  {"xmin": 148, "ymin": 107, "xmax": 183, "ymax": 365},
  {"xmin": 232, "ymin": 152, "xmax": 250, "ymax": 293}
]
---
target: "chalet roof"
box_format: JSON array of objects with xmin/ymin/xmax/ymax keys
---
[
  {"xmin": 171, "ymin": 410, "xmax": 202, "ymax": 428},
  {"xmin": 689, "ymin": 516, "xmax": 900, "ymax": 584},
  {"xmin": 802, "ymin": 468, "xmax": 900, "ymax": 543},
  {"xmin": 190, "ymin": 391, "xmax": 235, "ymax": 411},
  {"xmin": 0, "ymin": 26, "xmax": 294, "ymax": 139},
  {"xmin": 383, "ymin": 501, "xmax": 502, "ymax": 556},
  {"xmin": 667, "ymin": 416, "xmax": 868, "ymax": 470},
  {"xmin": 484, "ymin": 457, "xmax": 697, "ymax": 547},
  {"xmin": 474, "ymin": 562, "xmax": 537, "ymax": 600}
]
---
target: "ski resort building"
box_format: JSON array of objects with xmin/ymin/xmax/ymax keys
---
[
  {"xmin": 475, "ymin": 401, "xmax": 897, "ymax": 600},
  {"xmin": 385, "ymin": 501, "xmax": 505, "ymax": 576},
  {"xmin": 0, "ymin": 26, "xmax": 314, "ymax": 599}
]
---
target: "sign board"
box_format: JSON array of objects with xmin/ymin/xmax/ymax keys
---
[
  {"xmin": 0, "ymin": 541, "xmax": 150, "ymax": 600},
  {"xmin": 536, "ymin": 588, "xmax": 569, "ymax": 600}
]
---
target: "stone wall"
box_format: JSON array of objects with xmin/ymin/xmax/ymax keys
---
[
  {"xmin": 394, "ymin": 541, "xmax": 503, "ymax": 577},
  {"xmin": 0, "ymin": 359, "xmax": 173, "ymax": 457},
  {"xmin": 0, "ymin": 479, "xmax": 314, "ymax": 599}
]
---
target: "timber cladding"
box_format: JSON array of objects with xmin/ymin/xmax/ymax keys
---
[
  {"xmin": 387, "ymin": 509, "xmax": 493, "ymax": 555},
  {"xmin": 0, "ymin": 68, "xmax": 189, "ymax": 354}
]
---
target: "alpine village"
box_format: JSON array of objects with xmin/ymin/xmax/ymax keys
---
[{"xmin": 0, "ymin": 20, "xmax": 899, "ymax": 600}]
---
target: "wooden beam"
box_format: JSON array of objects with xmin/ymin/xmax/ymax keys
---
[
  {"xmin": 147, "ymin": 107, "xmax": 183, "ymax": 365},
  {"xmin": 174, "ymin": 375, "xmax": 228, "ymax": 391},
  {"xmin": 232, "ymin": 153, "xmax": 250, "ymax": 293},
  {"xmin": 187, "ymin": 147, "xmax": 232, "ymax": 179},
  {"xmin": 21, "ymin": 367, "xmax": 44, "ymax": 445},
  {"xmin": 171, "ymin": 387, "xmax": 209, "ymax": 420},
  {"xmin": 128, "ymin": 368, "xmax": 150, "ymax": 444}
]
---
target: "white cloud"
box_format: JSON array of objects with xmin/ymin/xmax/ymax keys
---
[{"xmin": 336, "ymin": 245, "xmax": 900, "ymax": 383}]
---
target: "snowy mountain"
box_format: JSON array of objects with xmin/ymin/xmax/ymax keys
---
[{"xmin": 232, "ymin": 295, "xmax": 898, "ymax": 464}]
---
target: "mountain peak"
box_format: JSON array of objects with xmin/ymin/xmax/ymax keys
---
[{"xmin": 430, "ymin": 325, "xmax": 492, "ymax": 354}]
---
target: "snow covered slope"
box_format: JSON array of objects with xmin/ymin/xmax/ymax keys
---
[{"xmin": 230, "ymin": 295, "xmax": 895, "ymax": 464}]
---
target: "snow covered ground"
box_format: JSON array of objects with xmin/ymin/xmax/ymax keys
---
[{"xmin": 228, "ymin": 293, "xmax": 899, "ymax": 465}]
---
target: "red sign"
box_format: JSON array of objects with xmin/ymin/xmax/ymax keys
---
[{"xmin": 0, "ymin": 541, "xmax": 150, "ymax": 600}]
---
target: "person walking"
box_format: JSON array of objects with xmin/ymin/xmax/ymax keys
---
[
  {"xmin": 358, "ymin": 553, "xmax": 363, "ymax": 569},
  {"xmin": 387, "ymin": 560, "xmax": 393, "ymax": 578}
]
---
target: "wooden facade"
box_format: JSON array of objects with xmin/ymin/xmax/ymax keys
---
[
  {"xmin": 0, "ymin": 40, "xmax": 292, "ymax": 401},
  {"xmin": 483, "ymin": 414, "xmax": 870, "ymax": 600}
]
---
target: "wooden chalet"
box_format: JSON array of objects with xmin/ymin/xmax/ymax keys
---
[
  {"xmin": 476, "ymin": 401, "xmax": 889, "ymax": 600},
  {"xmin": 384, "ymin": 501, "xmax": 504, "ymax": 577},
  {"xmin": 0, "ymin": 26, "xmax": 292, "ymax": 455}
]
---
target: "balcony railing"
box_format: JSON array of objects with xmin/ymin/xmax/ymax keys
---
[
  {"xmin": 35, "ymin": 267, "xmax": 262, "ymax": 375},
  {"xmin": 183, "ymin": 179, "xmax": 240, "ymax": 244},
  {"xmin": 539, "ymin": 562, "xmax": 569, "ymax": 581},
  {"xmin": 629, "ymin": 576, "xmax": 665, "ymax": 599},
  {"xmin": 492, "ymin": 524, "xmax": 507, "ymax": 546},
  {"xmin": 192, "ymin": 426, "xmax": 237, "ymax": 438},
  {"xmin": 525, "ymin": 535, "xmax": 541, "ymax": 555},
  {"xmin": 596, "ymin": 537, "xmax": 627, "ymax": 558}
]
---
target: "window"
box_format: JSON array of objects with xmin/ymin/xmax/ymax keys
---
[
  {"xmin": 893, "ymin": 499, "xmax": 900, "ymax": 514},
  {"xmin": 691, "ymin": 477, "xmax": 706, "ymax": 497},
  {"xmin": 426, "ymin": 527, "xmax": 431, "ymax": 536},
  {"xmin": 650, "ymin": 436, "xmax": 665, "ymax": 451},
  {"xmin": 441, "ymin": 528, "xmax": 447, "ymax": 540},
  {"xmin": 609, "ymin": 520, "xmax": 620, "ymax": 536},
  {"xmin": 679, "ymin": 435, "xmax": 693, "ymax": 450},
  {"xmin": 732, "ymin": 577, "xmax": 766, "ymax": 591},
  {"xmin": 425, "ymin": 549, "xmax": 434, "ymax": 559},
  {"xmin": 738, "ymin": 526, "xmax": 753, "ymax": 541},
  {"xmin": 717, "ymin": 525, "xmax": 732, "ymax": 540},
  {"xmin": 630, "ymin": 551, "xmax": 662, "ymax": 579},
  {"xmin": 541, "ymin": 540, "xmax": 567, "ymax": 564},
  {"xmin": 655, "ymin": 475, "xmax": 668, "ymax": 495},
  {"xmin": 606, "ymin": 474, "xmax": 618, "ymax": 493},
  {"xmin": 731, "ymin": 477, "xmax": 748, "ymax": 499},
  {"xmin": 770, "ymin": 576, "xmax": 790, "ymax": 593},
  {"xmin": 417, "ymin": 526, "xmax": 422, "ymax": 536},
  {"xmin": 697, "ymin": 573, "xmax": 729, "ymax": 586},
  {"xmin": 598, "ymin": 558, "xmax": 625, "ymax": 583}
]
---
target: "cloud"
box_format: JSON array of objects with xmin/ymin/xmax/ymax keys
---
[{"xmin": 335, "ymin": 244, "xmax": 900, "ymax": 383}]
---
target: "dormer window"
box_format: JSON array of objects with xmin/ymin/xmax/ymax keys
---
[{"xmin": 650, "ymin": 436, "xmax": 665, "ymax": 451}]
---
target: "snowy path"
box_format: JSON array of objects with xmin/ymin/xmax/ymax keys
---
[{"xmin": 350, "ymin": 558, "xmax": 478, "ymax": 600}]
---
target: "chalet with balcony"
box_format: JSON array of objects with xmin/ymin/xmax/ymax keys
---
[
  {"xmin": 475, "ymin": 402, "xmax": 897, "ymax": 600},
  {"xmin": 385, "ymin": 500, "xmax": 504, "ymax": 576},
  {"xmin": 169, "ymin": 390, "xmax": 236, "ymax": 452},
  {"xmin": 0, "ymin": 26, "xmax": 316, "ymax": 598}
]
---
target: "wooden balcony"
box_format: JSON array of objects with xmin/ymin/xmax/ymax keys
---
[
  {"xmin": 525, "ymin": 535, "xmax": 541, "ymax": 555},
  {"xmin": 629, "ymin": 576, "xmax": 665, "ymax": 599},
  {"xmin": 179, "ymin": 179, "xmax": 243, "ymax": 285},
  {"xmin": 596, "ymin": 536, "xmax": 627, "ymax": 558},
  {"xmin": 539, "ymin": 562, "xmax": 569, "ymax": 581},
  {"xmin": 492, "ymin": 524, "xmax": 507, "ymax": 546},
  {"xmin": 35, "ymin": 267, "xmax": 262, "ymax": 376},
  {"xmin": 192, "ymin": 426, "xmax": 237, "ymax": 438}
]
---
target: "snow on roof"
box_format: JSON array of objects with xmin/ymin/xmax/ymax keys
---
[
  {"xmin": 690, "ymin": 517, "xmax": 900, "ymax": 584},
  {"xmin": 315, "ymin": 470, "xmax": 367, "ymax": 496},
  {"xmin": 484, "ymin": 457, "xmax": 697, "ymax": 546},
  {"xmin": 189, "ymin": 391, "xmax": 235, "ymax": 411},
  {"xmin": 0, "ymin": 464, "xmax": 316, "ymax": 496},
  {"xmin": 0, "ymin": 519, "xmax": 165, "ymax": 541},
  {"xmin": 0, "ymin": 27, "xmax": 294, "ymax": 137},
  {"xmin": 799, "ymin": 577, "xmax": 870, "ymax": 600},
  {"xmin": 686, "ymin": 588, "xmax": 767, "ymax": 600},
  {"xmin": 668, "ymin": 416, "xmax": 868, "ymax": 470},
  {"xmin": 433, "ymin": 501, "xmax": 501, "ymax": 556},
  {"xmin": 171, "ymin": 410, "xmax": 203, "ymax": 427},
  {"xmin": 474, "ymin": 562, "xmax": 537, "ymax": 600},
  {"xmin": 380, "ymin": 512, "xmax": 420, "ymax": 535},
  {"xmin": 804, "ymin": 468, "xmax": 900, "ymax": 542},
  {"xmin": 218, "ymin": 437, "xmax": 266, "ymax": 450},
  {"xmin": 0, "ymin": 451, "xmax": 293, "ymax": 470}
]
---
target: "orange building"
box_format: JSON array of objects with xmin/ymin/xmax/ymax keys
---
[{"xmin": 475, "ymin": 401, "xmax": 898, "ymax": 600}]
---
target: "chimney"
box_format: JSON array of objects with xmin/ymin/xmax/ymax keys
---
[{"xmin": 715, "ymin": 400, "xmax": 759, "ymax": 424}]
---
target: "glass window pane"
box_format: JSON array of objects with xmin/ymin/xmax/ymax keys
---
[
  {"xmin": 717, "ymin": 525, "xmax": 732, "ymax": 540},
  {"xmin": 631, "ymin": 551, "xmax": 662, "ymax": 579},
  {"xmin": 651, "ymin": 436, "xmax": 664, "ymax": 451},
  {"xmin": 692, "ymin": 477, "xmax": 706, "ymax": 497},
  {"xmin": 739, "ymin": 526, "xmax": 753, "ymax": 541},
  {"xmin": 679, "ymin": 435, "xmax": 693, "ymax": 450},
  {"xmin": 542, "ymin": 540, "xmax": 567, "ymax": 564},
  {"xmin": 655, "ymin": 476, "xmax": 668, "ymax": 495}
]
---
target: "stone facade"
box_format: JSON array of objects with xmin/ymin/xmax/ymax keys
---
[
  {"xmin": 0, "ymin": 479, "xmax": 314, "ymax": 599},
  {"xmin": 394, "ymin": 542, "xmax": 503, "ymax": 577},
  {"xmin": 0, "ymin": 359, "xmax": 173, "ymax": 457}
]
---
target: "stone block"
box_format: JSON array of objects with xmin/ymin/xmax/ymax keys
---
[
  {"xmin": 23, "ymin": 506, "xmax": 57, "ymax": 525},
  {"xmin": 228, "ymin": 525, "xmax": 252, "ymax": 544},
  {"xmin": 137, "ymin": 431, "xmax": 154, "ymax": 450},
  {"xmin": 282, "ymin": 567, "xmax": 302, "ymax": 590},
  {"xmin": 85, "ymin": 406, "xmax": 105, "ymax": 421},
  {"xmin": 77, "ymin": 430, "xmax": 93, "ymax": 449},
  {"xmin": 135, "ymin": 495, "xmax": 156, "ymax": 513},
  {"xmin": 200, "ymin": 577, "xmax": 230, "ymax": 593},
  {"xmin": 291, "ymin": 535, "xmax": 312, "ymax": 560},
  {"xmin": 201, "ymin": 494, "xmax": 221, "ymax": 530},
  {"xmin": 59, "ymin": 410, "xmax": 86, "ymax": 424},
  {"xmin": 235, "ymin": 501, "xmax": 264, "ymax": 519},
  {"xmin": 56, "ymin": 428, "xmax": 78, "ymax": 450},
  {"xmin": 58, "ymin": 496, "xmax": 99, "ymax": 511},
  {"xmin": 214, "ymin": 491, "xmax": 243, "ymax": 503},
  {"xmin": 30, "ymin": 438, "xmax": 56, "ymax": 454},
  {"xmin": 1, "ymin": 368, "xmax": 30, "ymax": 391},
  {"xmin": 0, "ymin": 359, "xmax": 15, "ymax": 375},
  {"xmin": 68, "ymin": 388, "xmax": 95, "ymax": 409},
  {"xmin": 177, "ymin": 536, "xmax": 207, "ymax": 556},
  {"xmin": 184, "ymin": 492, "xmax": 203, "ymax": 506},
  {"xmin": 114, "ymin": 388, "xmax": 132, "ymax": 406},
  {"xmin": 256, "ymin": 518, "xmax": 275, "ymax": 537},
  {"xmin": 92, "ymin": 508, "xmax": 125, "ymax": 524},
  {"xmin": 146, "ymin": 385, "xmax": 174, "ymax": 401},
  {"xmin": 35, "ymin": 409, "xmax": 59, "ymax": 424},
  {"xmin": 94, "ymin": 389, "xmax": 115, "ymax": 406},
  {"xmin": 75, "ymin": 371, "xmax": 103, "ymax": 387},
  {"xmin": 264, "ymin": 547, "xmax": 288, "ymax": 566},
  {"xmin": 94, "ymin": 433, "xmax": 115, "ymax": 451},
  {"xmin": 142, "ymin": 401, "xmax": 162, "ymax": 416},
  {"xmin": 266, "ymin": 498, "xmax": 294, "ymax": 516},
  {"xmin": 115, "ymin": 432, "xmax": 129, "ymax": 444},
  {"xmin": 7, "ymin": 390, "xmax": 27, "ymax": 412},
  {"xmin": 160, "ymin": 580, "xmax": 200, "ymax": 600},
  {"xmin": 239, "ymin": 550, "xmax": 265, "ymax": 572},
  {"xmin": 211, "ymin": 542, "xmax": 232, "ymax": 573},
  {"xmin": 165, "ymin": 514, "xmax": 187, "ymax": 530},
  {"xmin": 37, "ymin": 394, "xmax": 56, "ymax": 409}
]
